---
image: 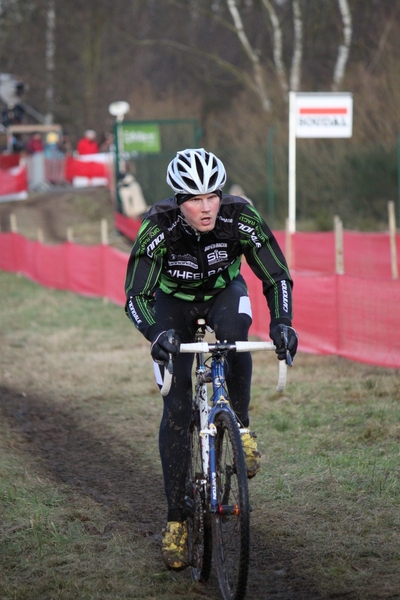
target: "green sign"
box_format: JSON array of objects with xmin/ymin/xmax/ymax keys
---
[{"xmin": 121, "ymin": 123, "xmax": 161, "ymax": 153}]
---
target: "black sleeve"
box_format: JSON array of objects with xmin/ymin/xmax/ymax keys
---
[
  {"xmin": 238, "ymin": 205, "xmax": 293, "ymax": 328},
  {"xmin": 124, "ymin": 218, "xmax": 166, "ymax": 341}
]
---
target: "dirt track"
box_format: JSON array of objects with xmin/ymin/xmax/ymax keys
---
[
  {"xmin": 1, "ymin": 191, "xmax": 391, "ymax": 599},
  {"xmin": 0, "ymin": 380, "xmax": 325, "ymax": 599},
  {"xmin": 0, "ymin": 187, "xmax": 132, "ymax": 251}
]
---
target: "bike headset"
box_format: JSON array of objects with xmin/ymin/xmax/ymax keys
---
[{"xmin": 166, "ymin": 148, "xmax": 227, "ymax": 205}]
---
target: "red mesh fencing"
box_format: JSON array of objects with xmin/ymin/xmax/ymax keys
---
[
  {"xmin": 117, "ymin": 216, "xmax": 400, "ymax": 279},
  {"xmin": 292, "ymin": 230, "xmax": 400, "ymax": 278},
  {"xmin": 1, "ymin": 231, "xmax": 399, "ymax": 369}
]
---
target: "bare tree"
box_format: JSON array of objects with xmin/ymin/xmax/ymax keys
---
[
  {"xmin": 226, "ymin": 0, "xmax": 271, "ymax": 110},
  {"xmin": 332, "ymin": 0, "xmax": 352, "ymax": 90},
  {"xmin": 260, "ymin": 0, "xmax": 288, "ymax": 95},
  {"xmin": 290, "ymin": 0, "xmax": 303, "ymax": 92},
  {"xmin": 45, "ymin": 0, "xmax": 55, "ymax": 124}
]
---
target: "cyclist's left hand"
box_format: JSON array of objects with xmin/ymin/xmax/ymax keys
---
[{"xmin": 270, "ymin": 324, "xmax": 298, "ymax": 363}]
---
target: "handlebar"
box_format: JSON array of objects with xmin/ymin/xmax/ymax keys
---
[{"xmin": 160, "ymin": 340, "xmax": 288, "ymax": 396}]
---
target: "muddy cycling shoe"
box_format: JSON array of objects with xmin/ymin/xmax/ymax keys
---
[
  {"xmin": 161, "ymin": 521, "xmax": 189, "ymax": 571},
  {"xmin": 241, "ymin": 430, "xmax": 261, "ymax": 479}
]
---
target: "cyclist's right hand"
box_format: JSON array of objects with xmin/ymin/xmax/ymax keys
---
[{"xmin": 150, "ymin": 329, "xmax": 180, "ymax": 364}]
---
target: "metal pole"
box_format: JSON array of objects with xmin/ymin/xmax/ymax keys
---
[
  {"xmin": 45, "ymin": 0, "xmax": 55, "ymax": 124},
  {"xmin": 114, "ymin": 121, "xmax": 122, "ymax": 213},
  {"xmin": 267, "ymin": 125, "xmax": 275, "ymax": 227},
  {"xmin": 388, "ymin": 201, "xmax": 398, "ymax": 280},
  {"xmin": 398, "ymin": 131, "xmax": 400, "ymax": 220},
  {"xmin": 288, "ymin": 91, "xmax": 296, "ymax": 233}
]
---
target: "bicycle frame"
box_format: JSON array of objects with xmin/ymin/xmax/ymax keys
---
[
  {"xmin": 184, "ymin": 321, "xmax": 287, "ymax": 514},
  {"xmin": 159, "ymin": 321, "xmax": 289, "ymax": 597},
  {"xmin": 193, "ymin": 340, "xmax": 233, "ymax": 513}
]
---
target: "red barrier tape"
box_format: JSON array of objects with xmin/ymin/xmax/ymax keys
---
[
  {"xmin": 114, "ymin": 212, "xmax": 141, "ymax": 241},
  {"xmin": 0, "ymin": 164, "xmax": 28, "ymax": 200},
  {"xmin": 1, "ymin": 232, "xmax": 400, "ymax": 368}
]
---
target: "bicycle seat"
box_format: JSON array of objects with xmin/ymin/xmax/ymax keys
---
[{"xmin": 196, "ymin": 318, "xmax": 214, "ymax": 334}]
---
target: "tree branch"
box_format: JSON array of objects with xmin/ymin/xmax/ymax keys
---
[
  {"xmin": 226, "ymin": 0, "xmax": 271, "ymax": 111},
  {"xmin": 260, "ymin": 0, "xmax": 288, "ymax": 94},
  {"xmin": 116, "ymin": 31, "xmax": 263, "ymax": 98},
  {"xmin": 164, "ymin": 0, "xmax": 237, "ymax": 35},
  {"xmin": 290, "ymin": 0, "xmax": 303, "ymax": 92},
  {"xmin": 332, "ymin": 0, "xmax": 352, "ymax": 91}
]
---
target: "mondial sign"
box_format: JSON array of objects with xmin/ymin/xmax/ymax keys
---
[
  {"xmin": 295, "ymin": 92, "xmax": 353, "ymax": 138},
  {"xmin": 288, "ymin": 92, "xmax": 353, "ymax": 233}
]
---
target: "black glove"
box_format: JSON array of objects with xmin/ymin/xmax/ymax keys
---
[
  {"xmin": 150, "ymin": 329, "xmax": 180, "ymax": 364},
  {"xmin": 270, "ymin": 324, "xmax": 298, "ymax": 365}
]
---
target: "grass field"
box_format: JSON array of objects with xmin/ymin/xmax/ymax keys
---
[{"xmin": 0, "ymin": 271, "xmax": 399, "ymax": 599}]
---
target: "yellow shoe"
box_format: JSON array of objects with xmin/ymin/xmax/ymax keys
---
[
  {"xmin": 161, "ymin": 521, "xmax": 189, "ymax": 570},
  {"xmin": 241, "ymin": 430, "xmax": 261, "ymax": 478}
]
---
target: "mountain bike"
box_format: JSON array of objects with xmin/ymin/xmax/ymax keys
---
[{"xmin": 160, "ymin": 319, "xmax": 288, "ymax": 600}]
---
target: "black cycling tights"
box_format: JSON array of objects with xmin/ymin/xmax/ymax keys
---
[{"xmin": 153, "ymin": 276, "xmax": 253, "ymax": 522}]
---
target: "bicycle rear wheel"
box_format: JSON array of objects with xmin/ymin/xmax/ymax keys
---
[
  {"xmin": 185, "ymin": 409, "xmax": 212, "ymax": 583},
  {"xmin": 212, "ymin": 409, "xmax": 250, "ymax": 600}
]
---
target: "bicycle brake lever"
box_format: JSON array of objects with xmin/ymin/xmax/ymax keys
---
[
  {"xmin": 167, "ymin": 354, "xmax": 173, "ymax": 374},
  {"xmin": 281, "ymin": 326, "xmax": 293, "ymax": 367},
  {"xmin": 166, "ymin": 329, "xmax": 176, "ymax": 374}
]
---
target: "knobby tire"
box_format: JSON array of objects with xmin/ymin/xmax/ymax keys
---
[
  {"xmin": 212, "ymin": 409, "xmax": 250, "ymax": 600},
  {"xmin": 186, "ymin": 409, "xmax": 212, "ymax": 583}
]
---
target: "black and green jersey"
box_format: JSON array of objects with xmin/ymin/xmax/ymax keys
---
[{"xmin": 125, "ymin": 195, "xmax": 293, "ymax": 340}]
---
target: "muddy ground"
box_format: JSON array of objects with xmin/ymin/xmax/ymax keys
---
[{"xmin": 1, "ymin": 188, "xmax": 390, "ymax": 599}]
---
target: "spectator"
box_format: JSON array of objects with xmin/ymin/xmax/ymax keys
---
[
  {"xmin": 118, "ymin": 172, "xmax": 148, "ymax": 218},
  {"xmin": 99, "ymin": 131, "xmax": 113, "ymax": 152},
  {"xmin": 229, "ymin": 184, "xmax": 253, "ymax": 206},
  {"xmin": 76, "ymin": 129, "xmax": 99, "ymax": 155},
  {"xmin": 44, "ymin": 131, "xmax": 62, "ymax": 159},
  {"xmin": 26, "ymin": 132, "xmax": 44, "ymax": 154},
  {"xmin": 58, "ymin": 132, "xmax": 73, "ymax": 155},
  {"xmin": 11, "ymin": 134, "xmax": 25, "ymax": 153}
]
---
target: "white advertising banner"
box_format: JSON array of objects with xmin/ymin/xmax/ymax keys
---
[
  {"xmin": 295, "ymin": 92, "xmax": 353, "ymax": 138},
  {"xmin": 287, "ymin": 91, "xmax": 353, "ymax": 233}
]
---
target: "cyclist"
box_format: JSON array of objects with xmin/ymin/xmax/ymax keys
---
[{"xmin": 124, "ymin": 148, "xmax": 298, "ymax": 570}]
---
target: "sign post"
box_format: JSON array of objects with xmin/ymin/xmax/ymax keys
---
[{"xmin": 288, "ymin": 92, "xmax": 353, "ymax": 233}]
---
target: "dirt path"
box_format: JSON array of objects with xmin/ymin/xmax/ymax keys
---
[
  {"xmin": 0, "ymin": 381, "xmax": 326, "ymax": 599},
  {"xmin": 0, "ymin": 187, "xmax": 132, "ymax": 251}
]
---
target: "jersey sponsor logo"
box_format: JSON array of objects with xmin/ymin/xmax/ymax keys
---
[
  {"xmin": 238, "ymin": 222, "xmax": 254, "ymax": 234},
  {"xmin": 167, "ymin": 269, "xmax": 202, "ymax": 280},
  {"xmin": 281, "ymin": 280, "xmax": 289, "ymax": 313},
  {"xmin": 146, "ymin": 232, "xmax": 165, "ymax": 257},
  {"xmin": 218, "ymin": 215, "xmax": 233, "ymax": 223},
  {"xmin": 128, "ymin": 299, "xmax": 142, "ymax": 325},
  {"xmin": 204, "ymin": 242, "xmax": 228, "ymax": 252},
  {"xmin": 168, "ymin": 260, "xmax": 198, "ymax": 268},
  {"xmin": 238, "ymin": 222, "xmax": 262, "ymax": 248},
  {"xmin": 207, "ymin": 257, "xmax": 237, "ymax": 276},
  {"xmin": 167, "ymin": 219, "xmax": 179, "ymax": 232},
  {"xmin": 169, "ymin": 253, "xmax": 198, "ymax": 269},
  {"xmin": 207, "ymin": 249, "xmax": 228, "ymax": 265},
  {"xmin": 240, "ymin": 213, "xmax": 256, "ymax": 224}
]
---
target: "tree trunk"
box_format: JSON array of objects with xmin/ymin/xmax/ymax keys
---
[
  {"xmin": 226, "ymin": 0, "xmax": 271, "ymax": 112},
  {"xmin": 332, "ymin": 0, "xmax": 352, "ymax": 91}
]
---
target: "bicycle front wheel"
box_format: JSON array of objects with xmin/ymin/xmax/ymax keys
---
[
  {"xmin": 211, "ymin": 409, "xmax": 250, "ymax": 600},
  {"xmin": 186, "ymin": 409, "xmax": 212, "ymax": 583}
]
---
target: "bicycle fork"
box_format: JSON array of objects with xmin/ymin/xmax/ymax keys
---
[{"xmin": 200, "ymin": 354, "xmax": 233, "ymax": 515}]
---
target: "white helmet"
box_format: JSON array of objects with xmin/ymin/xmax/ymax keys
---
[{"xmin": 166, "ymin": 148, "xmax": 226, "ymax": 195}]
